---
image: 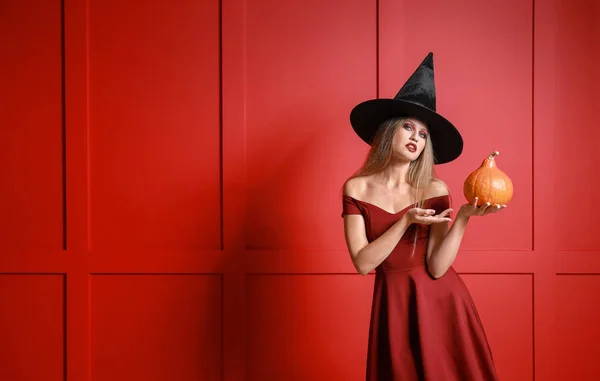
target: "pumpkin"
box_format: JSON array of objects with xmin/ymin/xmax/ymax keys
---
[{"xmin": 463, "ymin": 151, "xmax": 513, "ymax": 207}]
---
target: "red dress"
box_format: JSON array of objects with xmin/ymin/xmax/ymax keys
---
[{"xmin": 342, "ymin": 194, "xmax": 499, "ymax": 381}]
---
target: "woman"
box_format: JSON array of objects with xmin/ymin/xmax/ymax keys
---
[{"xmin": 341, "ymin": 53, "xmax": 503, "ymax": 380}]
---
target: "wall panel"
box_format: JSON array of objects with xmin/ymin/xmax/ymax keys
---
[
  {"xmin": 90, "ymin": 274, "xmax": 222, "ymax": 381},
  {"xmin": 533, "ymin": 0, "xmax": 599, "ymax": 251},
  {"xmin": 461, "ymin": 274, "xmax": 534, "ymax": 381},
  {"xmin": 246, "ymin": 275, "xmax": 373, "ymax": 381},
  {"xmin": 0, "ymin": 274, "xmax": 64, "ymax": 381},
  {"xmin": 555, "ymin": 275, "xmax": 600, "ymax": 380},
  {"xmin": 0, "ymin": 0, "xmax": 63, "ymax": 251},
  {"xmin": 88, "ymin": 0, "xmax": 222, "ymax": 251},
  {"xmin": 244, "ymin": 0, "xmax": 377, "ymax": 250}
]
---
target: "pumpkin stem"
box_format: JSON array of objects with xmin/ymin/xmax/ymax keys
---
[{"xmin": 489, "ymin": 151, "xmax": 499, "ymax": 159}]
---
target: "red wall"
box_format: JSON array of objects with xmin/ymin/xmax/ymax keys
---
[{"xmin": 1, "ymin": 0, "xmax": 599, "ymax": 380}]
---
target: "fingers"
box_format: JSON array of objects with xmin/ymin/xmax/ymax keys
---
[
  {"xmin": 417, "ymin": 208, "xmax": 453, "ymax": 216},
  {"xmin": 414, "ymin": 214, "xmax": 452, "ymax": 224},
  {"xmin": 480, "ymin": 202, "xmax": 507, "ymax": 215},
  {"xmin": 414, "ymin": 208, "xmax": 436, "ymax": 216},
  {"xmin": 407, "ymin": 208, "xmax": 438, "ymax": 224},
  {"xmin": 479, "ymin": 202, "xmax": 491, "ymax": 215},
  {"xmin": 486, "ymin": 204, "xmax": 506, "ymax": 214},
  {"xmin": 464, "ymin": 198, "xmax": 508, "ymax": 218},
  {"xmin": 439, "ymin": 208, "xmax": 453, "ymax": 217},
  {"xmin": 429, "ymin": 216, "xmax": 452, "ymax": 223}
]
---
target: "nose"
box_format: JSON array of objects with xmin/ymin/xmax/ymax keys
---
[{"xmin": 409, "ymin": 133, "xmax": 418, "ymax": 142}]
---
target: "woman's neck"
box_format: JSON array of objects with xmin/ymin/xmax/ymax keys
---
[{"xmin": 377, "ymin": 159, "xmax": 411, "ymax": 189}]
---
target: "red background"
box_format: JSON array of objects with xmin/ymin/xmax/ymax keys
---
[{"xmin": 1, "ymin": 0, "xmax": 599, "ymax": 380}]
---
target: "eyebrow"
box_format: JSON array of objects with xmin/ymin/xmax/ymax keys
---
[{"xmin": 405, "ymin": 121, "xmax": 428, "ymax": 131}]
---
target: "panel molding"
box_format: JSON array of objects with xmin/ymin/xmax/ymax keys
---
[
  {"xmin": 1, "ymin": 0, "xmax": 597, "ymax": 380},
  {"xmin": 221, "ymin": 0, "xmax": 247, "ymax": 379}
]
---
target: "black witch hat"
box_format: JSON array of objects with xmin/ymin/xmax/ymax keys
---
[{"xmin": 349, "ymin": 52, "xmax": 463, "ymax": 164}]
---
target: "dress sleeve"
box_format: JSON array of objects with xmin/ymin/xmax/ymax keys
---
[{"xmin": 341, "ymin": 195, "xmax": 362, "ymax": 217}]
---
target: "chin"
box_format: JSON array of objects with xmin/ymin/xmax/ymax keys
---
[{"xmin": 394, "ymin": 152, "xmax": 419, "ymax": 162}]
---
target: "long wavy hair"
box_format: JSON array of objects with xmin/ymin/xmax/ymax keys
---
[{"xmin": 344, "ymin": 117, "xmax": 438, "ymax": 209}]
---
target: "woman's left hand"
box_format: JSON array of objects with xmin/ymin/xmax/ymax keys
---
[{"xmin": 458, "ymin": 197, "xmax": 506, "ymax": 218}]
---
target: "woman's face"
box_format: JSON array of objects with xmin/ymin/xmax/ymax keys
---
[{"xmin": 392, "ymin": 118, "xmax": 429, "ymax": 161}]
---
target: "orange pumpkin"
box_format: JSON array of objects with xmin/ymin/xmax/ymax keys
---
[{"xmin": 463, "ymin": 151, "xmax": 513, "ymax": 207}]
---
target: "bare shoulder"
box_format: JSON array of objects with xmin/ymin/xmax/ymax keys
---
[
  {"xmin": 343, "ymin": 176, "xmax": 368, "ymax": 199},
  {"xmin": 425, "ymin": 178, "xmax": 450, "ymax": 199}
]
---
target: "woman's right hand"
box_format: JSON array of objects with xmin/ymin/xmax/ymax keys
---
[{"xmin": 404, "ymin": 207, "xmax": 452, "ymax": 225}]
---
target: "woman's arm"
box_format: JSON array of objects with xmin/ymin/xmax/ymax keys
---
[
  {"xmin": 344, "ymin": 214, "xmax": 412, "ymax": 276},
  {"xmin": 343, "ymin": 179, "xmax": 413, "ymax": 275},
  {"xmin": 426, "ymin": 213, "xmax": 469, "ymax": 278},
  {"xmin": 427, "ymin": 196, "xmax": 506, "ymax": 278}
]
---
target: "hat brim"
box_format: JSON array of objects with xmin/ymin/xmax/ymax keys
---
[{"xmin": 349, "ymin": 99, "xmax": 463, "ymax": 164}]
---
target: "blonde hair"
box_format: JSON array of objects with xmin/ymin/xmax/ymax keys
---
[{"xmin": 345, "ymin": 117, "xmax": 437, "ymax": 208}]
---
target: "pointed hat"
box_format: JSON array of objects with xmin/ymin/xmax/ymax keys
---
[{"xmin": 349, "ymin": 52, "xmax": 463, "ymax": 164}]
